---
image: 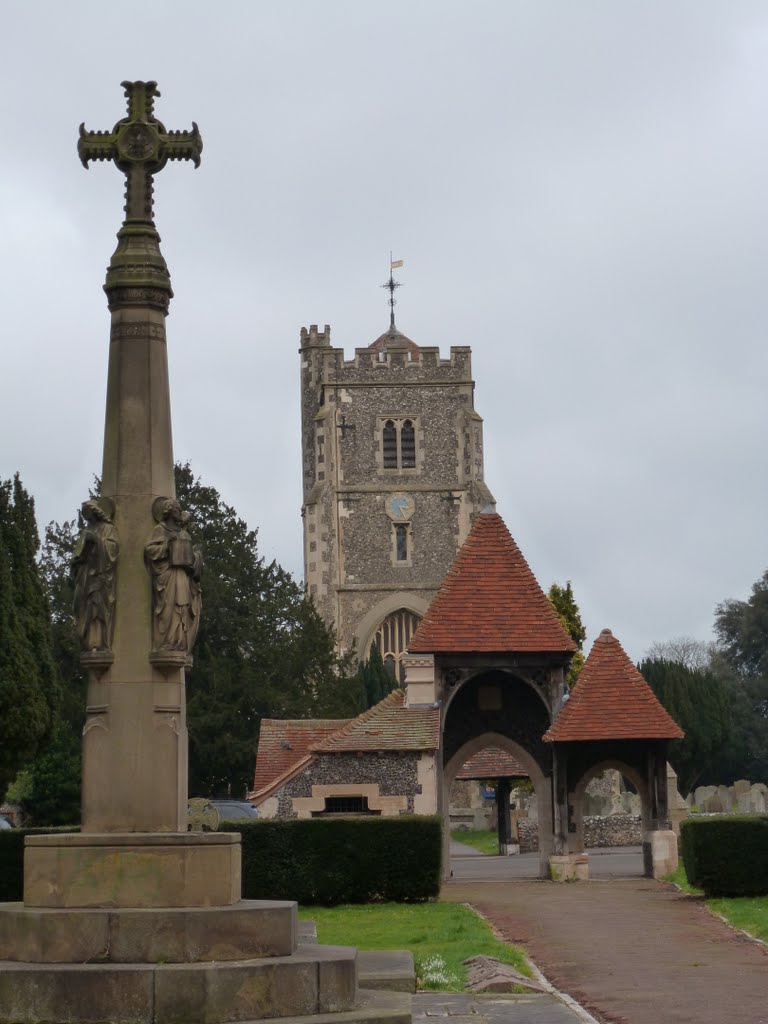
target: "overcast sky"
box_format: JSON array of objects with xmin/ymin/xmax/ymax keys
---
[{"xmin": 2, "ymin": 2, "xmax": 767, "ymax": 662}]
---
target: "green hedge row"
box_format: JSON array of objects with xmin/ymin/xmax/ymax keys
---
[
  {"xmin": 680, "ymin": 815, "xmax": 768, "ymax": 896},
  {"xmin": 219, "ymin": 816, "xmax": 443, "ymax": 904},
  {"xmin": 0, "ymin": 817, "xmax": 442, "ymax": 905}
]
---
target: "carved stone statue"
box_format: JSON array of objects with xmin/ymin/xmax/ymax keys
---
[
  {"xmin": 145, "ymin": 498, "xmax": 203, "ymax": 654},
  {"xmin": 72, "ymin": 499, "xmax": 119, "ymax": 653}
]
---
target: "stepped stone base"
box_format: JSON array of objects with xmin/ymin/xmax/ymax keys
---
[
  {"xmin": 357, "ymin": 951, "xmax": 415, "ymax": 994},
  {"xmin": 0, "ymin": 899, "xmax": 296, "ymax": 963},
  {"xmin": 0, "ymin": 943, "xmax": 357, "ymax": 1024},
  {"xmin": 24, "ymin": 832, "xmax": 241, "ymax": 909},
  {"xmin": 272, "ymin": 989, "xmax": 412, "ymax": 1024},
  {"xmin": 7, "ymin": 838, "xmax": 413, "ymax": 1023}
]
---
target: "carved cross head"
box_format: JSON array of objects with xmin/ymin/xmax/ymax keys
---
[{"xmin": 78, "ymin": 81, "xmax": 202, "ymax": 223}]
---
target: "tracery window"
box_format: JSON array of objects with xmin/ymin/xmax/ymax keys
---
[
  {"xmin": 373, "ymin": 608, "xmax": 422, "ymax": 686},
  {"xmin": 380, "ymin": 418, "xmax": 418, "ymax": 471}
]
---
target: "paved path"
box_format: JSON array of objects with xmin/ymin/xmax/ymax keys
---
[
  {"xmin": 443, "ymin": 876, "xmax": 768, "ymax": 1024},
  {"xmin": 450, "ymin": 846, "xmax": 644, "ymax": 880},
  {"xmin": 412, "ymin": 991, "xmax": 589, "ymax": 1023}
]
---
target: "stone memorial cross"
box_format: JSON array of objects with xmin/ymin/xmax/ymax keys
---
[{"xmin": 74, "ymin": 81, "xmax": 203, "ymax": 835}]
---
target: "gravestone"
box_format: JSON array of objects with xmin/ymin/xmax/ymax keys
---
[{"xmin": 0, "ymin": 80, "xmax": 410, "ymax": 1024}]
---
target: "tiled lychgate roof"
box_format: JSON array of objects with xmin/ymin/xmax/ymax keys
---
[
  {"xmin": 252, "ymin": 718, "xmax": 350, "ymax": 795},
  {"xmin": 455, "ymin": 747, "xmax": 528, "ymax": 780},
  {"xmin": 313, "ymin": 689, "xmax": 440, "ymax": 753},
  {"xmin": 544, "ymin": 628, "xmax": 684, "ymax": 742},
  {"xmin": 409, "ymin": 511, "xmax": 576, "ymax": 654}
]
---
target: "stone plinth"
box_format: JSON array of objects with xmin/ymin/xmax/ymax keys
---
[
  {"xmin": 548, "ymin": 853, "xmax": 589, "ymax": 881},
  {"xmin": 0, "ymin": 943, "xmax": 357, "ymax": 1024},
  {"xmin": 24, "ymin": 832, "xmax": 241, "ymax": 909},
  {"xmin": 0, "ymin": 899, "xmax": 296, "ymax": 963},
  {"xmin": 643, "ymin": 829, "xmax": 678, "ymax": 879}
]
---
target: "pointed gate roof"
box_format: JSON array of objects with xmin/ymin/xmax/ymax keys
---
[
  {"xmin": 544, "ymin": 628, "xmax": 684, "ymax": 742},
  {"xmin": 408, "ymin": 511, "xmax": 575, "ymax": 654}
]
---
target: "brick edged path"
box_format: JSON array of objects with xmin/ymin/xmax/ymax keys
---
[{"xmin": 443, "ymin": 878, "xmax": 768, "ymax": 1024}]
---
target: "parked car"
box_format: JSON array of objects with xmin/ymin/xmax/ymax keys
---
[
  {"xmin": 211, "ymin": 800, "xmax": 259, "ymax": 822},
  {"xmin": 0, "ymin": 816, "xmax": 13, "ymax": 830}
]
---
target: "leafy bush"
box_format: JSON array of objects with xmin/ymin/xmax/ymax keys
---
[
  {"xmin": 680, "ymin": 815, "xmax": 768, "ymax": 896},
  {"xmin": 220, "ymin": 816, "xmax": 442, "ymax": 904},
  {"xmin": 0, "ymin": 827, "xmax": 79, "ymax": 901}
]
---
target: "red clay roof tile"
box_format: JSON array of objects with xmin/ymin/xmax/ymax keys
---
[
  {"xmin": 252, "ymin": 718, "xmax": 350, "ymax": 794},
  {"xmin": 409, "ymin": 511, "xmax": 576, "ymax": 654},
  {"xmin": 543, "ymin": 628, "xmax": 684, "ymax": 742},
  {"xmin": 455, "ymin": 747, "xmax": 528, "ymax": 780},
  {"xmin": 313, "ymin": 689, "xmax": 440, "ymax": 753}
]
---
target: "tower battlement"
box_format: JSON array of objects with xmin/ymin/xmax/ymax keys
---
[
  {"xmin": 299, "ymin": 326, "xmax": 473, "ymax": 382},
  {"xmin": 300, "ymin": 324, "xmax": 332, "ymax": 347}
]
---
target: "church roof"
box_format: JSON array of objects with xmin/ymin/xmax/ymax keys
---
[
  {"xmin": 455, "ymin": 746, "xmax": 528, "ymax": 780},
  {"xmin": 369, "ymin": 324, "xmax": 420, "ymax": 353},
  {"xmin": 252, "ymin": 718, "xmax": 351, "ymax": 796},
  {"xmin": 408, "ymin": 511, "xmax": 576, "ymax": 655},
  {"xmin": 313, "ymin": 688, "xmax": 440, "ymax": 753},
  {"xmin": 543, "ymin": 628, "xmax": 684, "ymax": 742},
  {"xmin": 250, "ymin": 691, "xmax": 440, "ymax": 803}
]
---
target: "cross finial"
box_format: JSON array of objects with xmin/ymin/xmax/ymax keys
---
[{"xmin": 78, "ymin": 81, "xmax": 202, "ymax": 224}]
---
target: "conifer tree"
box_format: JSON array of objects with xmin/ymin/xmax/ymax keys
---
[
  {"xmin": 548, "ymin": 580, "xmax": 586, "ymax": 685},
  {"xmin": 0, "ymin": 475, "xmax": 58, "ymax": 796},
  {"xmin": 357, "ymin": 643, "xmax": 395, "ymax": 710}
]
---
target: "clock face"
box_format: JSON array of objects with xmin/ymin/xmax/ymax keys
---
[{"xmin": 385, "ymin": 493, "xmax": 415, "ymax": 522}]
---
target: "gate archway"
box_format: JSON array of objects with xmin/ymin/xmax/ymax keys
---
[{"xmin": 441, "ymin": 669, "xmax": 556, "ymax": 878}]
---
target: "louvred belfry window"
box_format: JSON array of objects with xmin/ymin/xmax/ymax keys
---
[
  {"xmin": 400, "ymin": 420, "xmax": 416, "ymax": 468},
  {"xmin": 380, "ymin": 417, "xmax": 418, "ymax": 471},
  {"xmin": 383, "ymin": 420, "xmax": 398, "ymax": 468}
]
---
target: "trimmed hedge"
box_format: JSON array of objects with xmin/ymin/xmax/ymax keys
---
[
  {"xmin": 680, "ymin": 815, "xmax": 768, "ymax": 896},
  {"xmin": 0, "ymin": 827, "xmax": 79, "ymax": 902},
  {"xmin": 219, "ymin": 816, "xmax": 443, "ymax": 904},
  {"xmin": 0, "ymin": 818, "xmax": 443, "ymax": 906}
]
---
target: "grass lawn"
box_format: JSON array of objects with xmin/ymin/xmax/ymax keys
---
[
  {"xmin": 298, "ymin": 901, "xmax": 531, "ymax": 991},
  {"xmin": 450, "ymin": 829, "xmax": 499, "ymax": 856},
  {"xmin": 666, "ymin": 863, "xmax": 768, "ymax": 943}
]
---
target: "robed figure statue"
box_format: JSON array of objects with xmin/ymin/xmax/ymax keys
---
[
  {"xmin": 72, "ymin": 499, "xmax": 120, "ymax": 653},
  {"xmin": 145, "ymin": 499, "xmax": 203, "ymax": 654}
]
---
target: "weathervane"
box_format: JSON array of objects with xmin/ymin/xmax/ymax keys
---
[{"xmin": 381, "ymin": 253, "xmax": 404, "ymax": 329}]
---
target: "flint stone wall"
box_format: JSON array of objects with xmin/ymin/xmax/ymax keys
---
[
  {"xmin": 518, "ymin": 814, "xmax": 642, "ymax": 853},
  {"xmin": 275, "ymin": 752, "xmax": 420, "ymax": 817}
]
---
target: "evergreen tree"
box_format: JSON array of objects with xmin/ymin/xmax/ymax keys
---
[
  {"xmin": 356, "ymin": 643, "xmax": 395, "ymax": 710},
  {"xmin": 0, "ymin": 475, "xmax": 58, "ymax": 797},
  {"xmin": 548, "ymin": 580, "xmax": 586, "ymax": 685},
  {"xmin": 26, "ymin": 464, "xmax": 358, "ymax": 808},
  {"xmin": 175, "ymin": 464, "xmax": 358, "ymax": 797},
  {"xmin": 711, "ymin": 573, "xmax": 768, "ymax": 784},
  {"xmin": 638, "ymin": 657, "xmax": 731, "ymax": 794}
]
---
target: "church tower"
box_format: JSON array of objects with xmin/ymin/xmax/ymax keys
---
[{"xmin": 300, "ymin": 312, "xmax": 494, "ymax": 680}]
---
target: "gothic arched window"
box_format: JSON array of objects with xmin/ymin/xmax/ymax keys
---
[
  {"xmin": 382, "ymin": 420, "xmax": 398, "ymax": 469},
  {"xmin": 379, "ymin": 417, "xmax": 419, "ymax": 472},
  {"xmin": 400, "ymin": 420, "xmax": 416, "ymax": 468},
  {"xmin": 373, "ymin": 608, "xmax": 422, "ymax": 686}
]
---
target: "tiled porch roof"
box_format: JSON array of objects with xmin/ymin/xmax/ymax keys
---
[
  {"xmin": 409, "ymin": 511, "xmax": 576, "ymax": 655},
  {"xmin": 543, "ymin": 629, "xmax": 684, "ymax": 742}
]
